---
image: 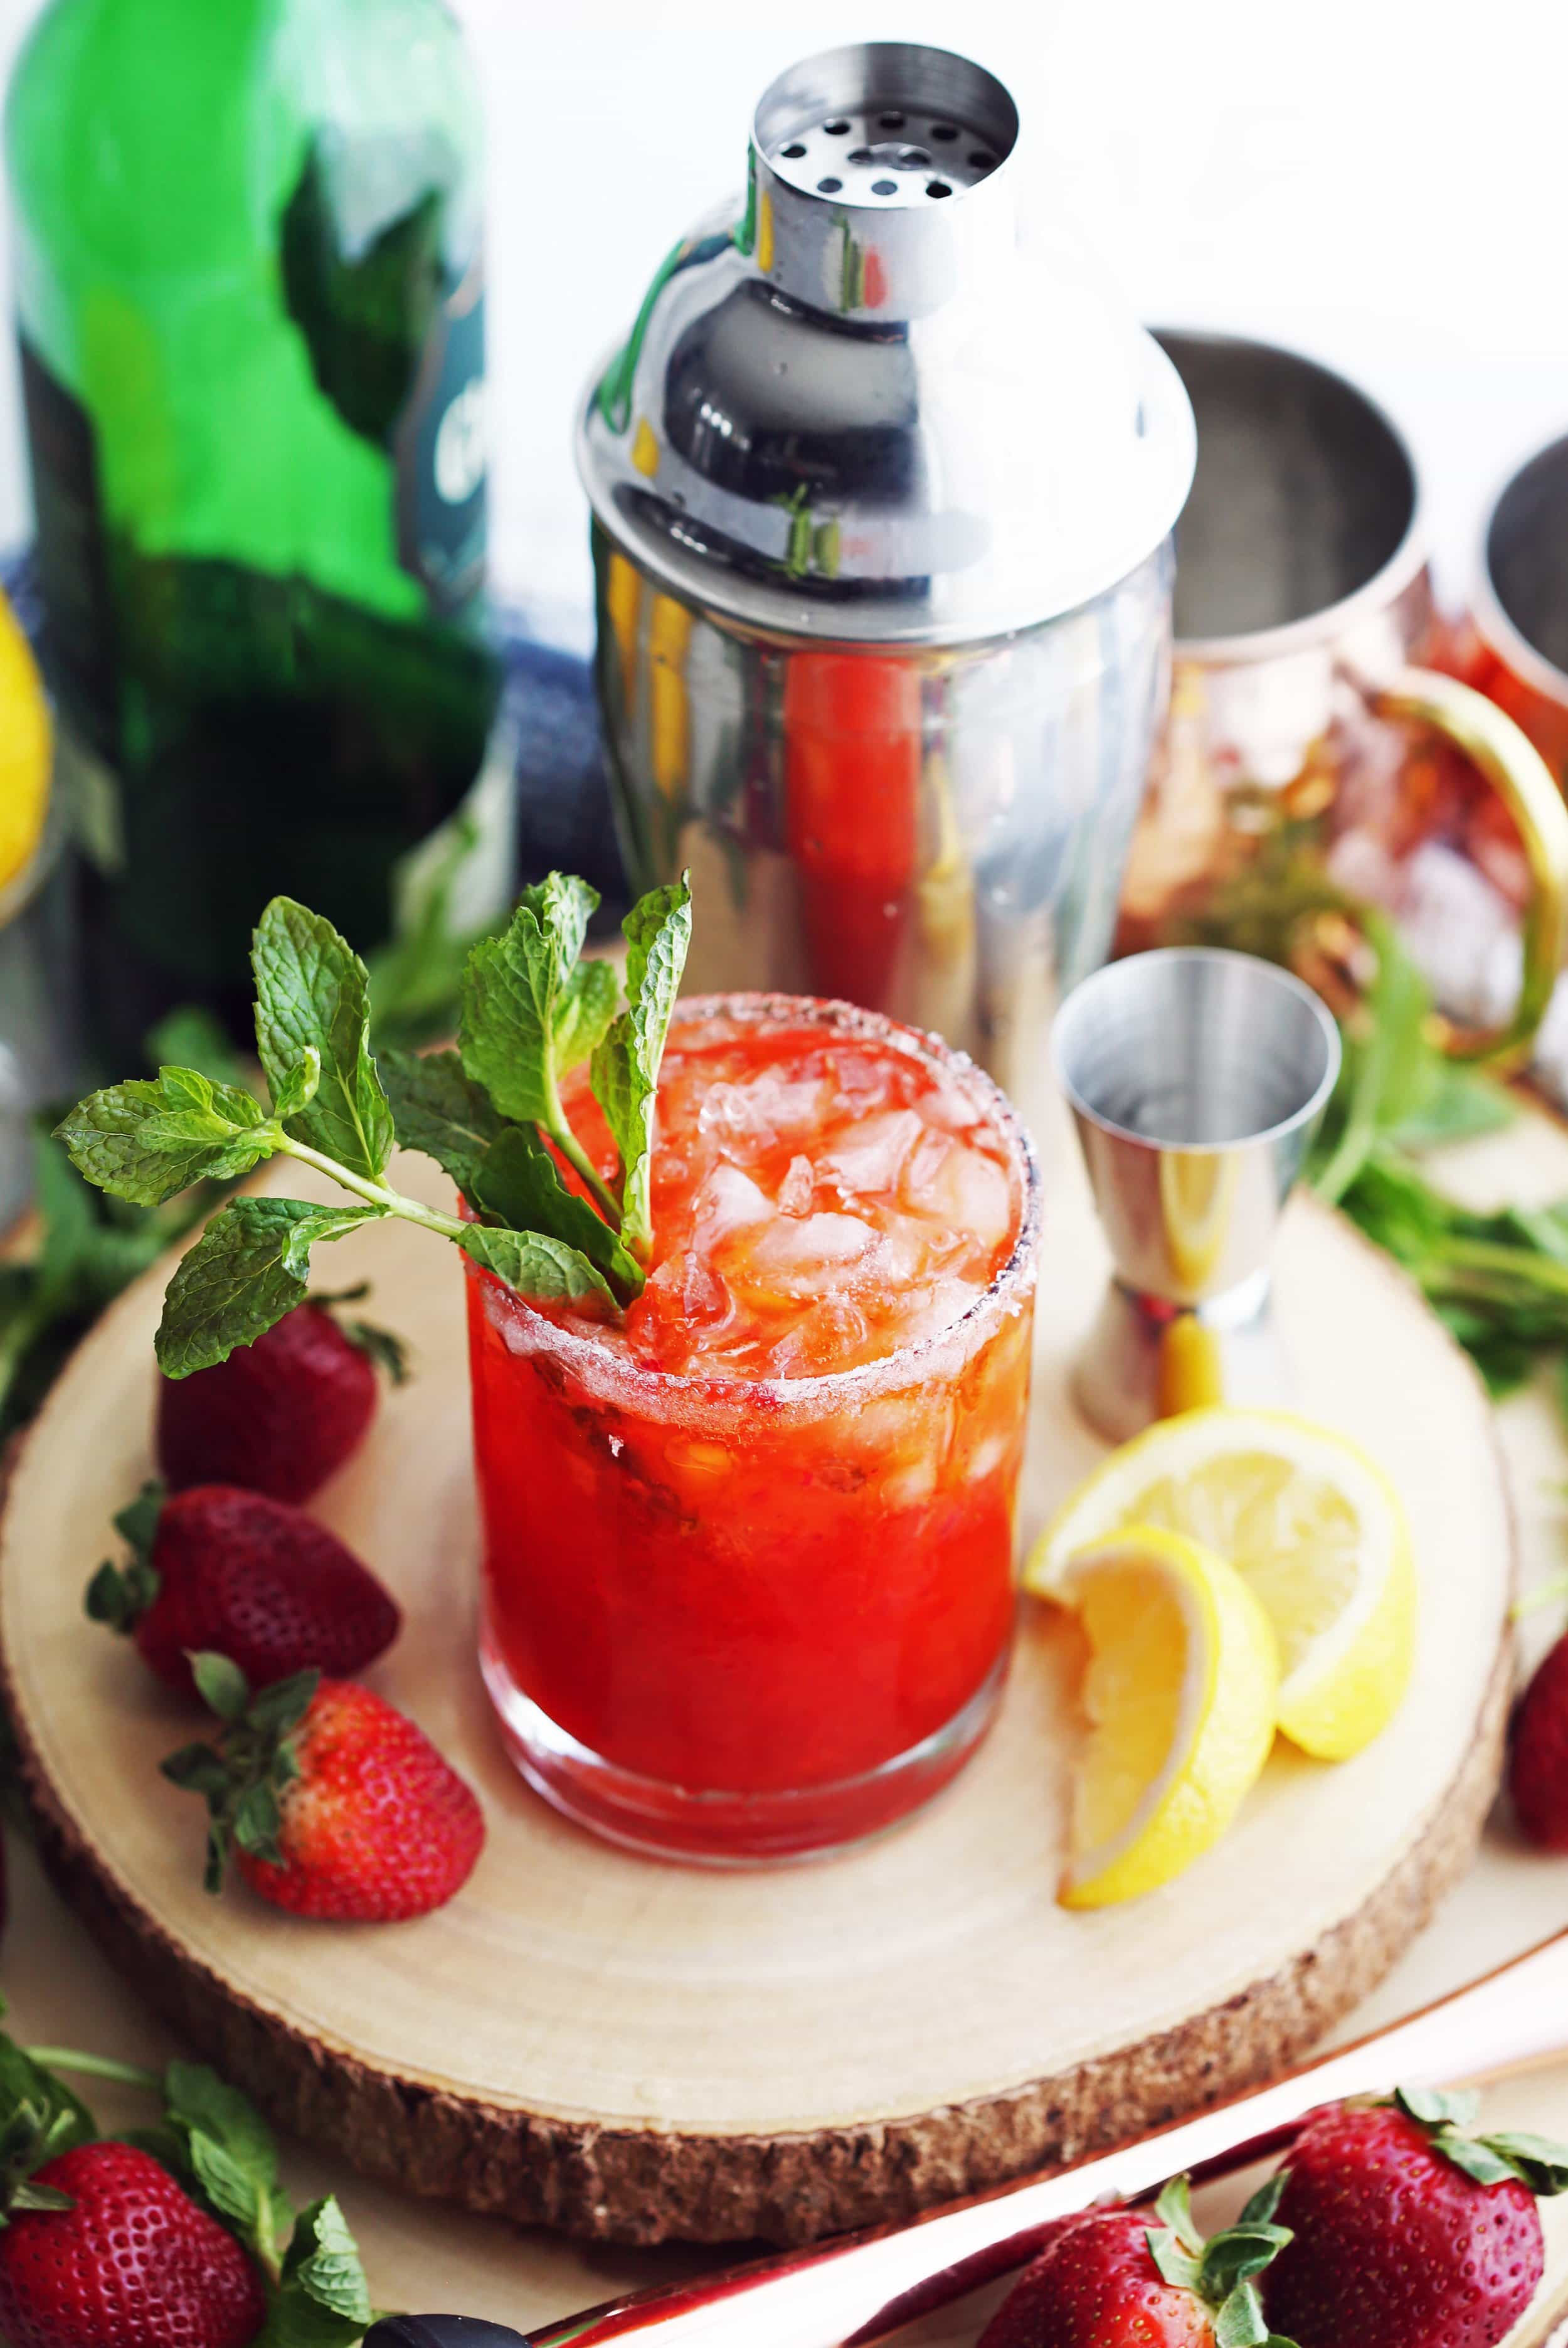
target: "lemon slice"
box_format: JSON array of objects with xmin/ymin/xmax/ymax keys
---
[
  {"xmin": 0, "ymin": 590, "xmax": 51, "ymax": 904},
  {"xmin": 1028, "ymin": 1408, "xmax": 1416, "ymax": 1763},
  {"xmin": 1054, "ymin": 1524, "xmax": 1279, "ymax": 1908}
]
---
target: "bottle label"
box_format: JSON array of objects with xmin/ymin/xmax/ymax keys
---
[
  {"xmin": 395, "ymin": 255, "xmax": 487, "ymax": 614},
  {"xmin": 17, "ymin": 340, "xmax": 118, "ymax": 756}
]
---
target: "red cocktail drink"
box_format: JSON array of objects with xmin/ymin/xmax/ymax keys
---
[{"xmin": 467, "ymin": 994, "xmax": 1040, "ymax": 1862}]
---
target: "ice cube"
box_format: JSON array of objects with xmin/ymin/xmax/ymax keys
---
[
  {"xmin": 692, "ymin": 1162, "xmax": 773, "ymax": 1250},
  {"xmin": 894, "ymin": 1275, "xmax": 985, "ymax": 1347},
  {"xmin": 904, "ymin": 1138, "xmax": 1013, "ymax": 1256},
  {"xmin": 762, "ymin": 1296, "xmax": 872, "ymax": 1377},
  {"xmin": 818, "ymin": 1109, "xmax": 924, "ymax": 1199},
  {"xmin": 917, "ymin": 1075, "xmax": 985, "ymax": 1135},
  {"xmin": 869, "ymin": 1209, "xmax": 964, "ymax": 1292},
  {"xmin": 729, "ymin": 1211, "xmax": 877, "ymax": 1303},
  {"xmin": 776, "ymin": 1154, "xmax": 815, "ymax": 1216}
]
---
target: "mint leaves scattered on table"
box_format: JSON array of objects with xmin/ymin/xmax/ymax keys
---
[
  {"xmin": 1185, "ymin": 839, "xmax": 1568, "ymax": 1418},
  {"xmin": 0, "ymin": 2007, "xmax": 376, "ymax": 2342},
  {"xmin": 56, "ymin": 873, "xmax": 692, "ymax": 1377}
]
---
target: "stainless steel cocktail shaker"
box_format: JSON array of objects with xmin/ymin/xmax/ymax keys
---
[{"xmin": 576, "ymin": 41, "xmax": 1194, "ymax": 1145}]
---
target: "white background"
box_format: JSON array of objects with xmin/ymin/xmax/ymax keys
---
[{"xmin": 1, "ymin": 0, "xmax": 1567, "ymax": 642}]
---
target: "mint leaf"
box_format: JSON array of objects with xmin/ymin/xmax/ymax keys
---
[
  {"xmin": 472, "ymin": 1127, "xmax": 644, "ymax": 1302},
  {"xmin": 590, "ymin": 876, "xmax": 692, "ymax": 1258},
  {"xmin": 459, "ymin": 1223, "xmax": 617, "ymax": 1312},
  {"xmin": 156, "ymin": 1198, "xmax": 386, "ymax": 1378},
  {"xmin": 272, "ymin": 1049, "xmax": 322, "ymax": 1124},
  {"xmin": 253, "ymin": 898, "xmax": 393, "ymax": 1181},
  {"xmin": 163, "ymin": 2059, "xmax": 282, "ymax": 2266},
  {"xmin": 380, "ymin": 1046, "xmax": 502, "ymax": 1198},
  {"xmin": 553, "ymin": 956, "xmax": 620, "ymax": 1083},
  {"xmin": 251, "ymin": 2196, "xmax": 373, "ymax": 2347},
  {"xmin": 55, "ymin": 1071, "xmax": 275, "ymax": 1206},
  {"xmin": 458, "ymin": 872, "xmax": 601, "ymax": 1125}
]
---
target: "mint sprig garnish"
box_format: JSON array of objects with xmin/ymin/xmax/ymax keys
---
[
  {"xmin": 458, "ymin": 870, "xmax": 622, "ymax": 1219},
  {"xmin": 56, "ymin": 870, "xmax": 693, "ymax": 1375},
  {"xmin": 4, "ymin": 2013, "xmax": 377, "ymax": 2339},
  {"xmin": 592, "ymin": 876, "xmax": 694, "ymax": 1261}
]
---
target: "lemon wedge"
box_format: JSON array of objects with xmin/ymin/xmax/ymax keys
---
[
  {"xmin": 1029, "ymin": 1408, "xmax": 1416, "ymax": 1763},
  {"xmin": 0, "ymin": 589, "xmax": 51, "ymax": 905},
  {"xmin": 1054, "ymin": 1524, "xmax": 1279, "ymax": 1908}
]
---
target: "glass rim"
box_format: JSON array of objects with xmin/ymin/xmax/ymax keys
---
[{"xmin": 471, "ymin": 989, "xmax": 1042, "ymax": 1415}]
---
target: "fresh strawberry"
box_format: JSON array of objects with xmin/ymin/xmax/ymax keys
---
[
  {"xmin": 978, "ymin": 2175, "xmax": 1296, "ymax": 2348},
  {"xmin": 164, "ymin": 1659, "xmax": 484, "ymax": 1921},
  {"xmin": 0, "ymin": 2140, "xmax": 266, "ymax": 2348},
  {"xmin": 157, "ymin": 1288, "xmax": 406, "ymax": 1503},
  {"xmin": 87, "ymin": 1480, "xmax": 400, "ymax": 1697},
  {"xmin": 1509, "ymin": 1627, "xmax": 1568, "ymax": 1847},
  {"xmin": 1264, "ymin": 2088, "xmax": 1568, "ymax": 2348}
]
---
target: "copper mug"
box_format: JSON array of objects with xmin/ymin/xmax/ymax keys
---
[
  {"xmin": 1120, "ymin": 331, "xmax": 1568, "ymax": 1067},
  {"xmin": 1461, "ymin": 432, "xmax": 1568, "ymax": 787}
]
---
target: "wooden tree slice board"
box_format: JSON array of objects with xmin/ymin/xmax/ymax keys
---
[{"xmin": 0, "ymin": 1149, "xmax": 1513, "ymax": 2246}]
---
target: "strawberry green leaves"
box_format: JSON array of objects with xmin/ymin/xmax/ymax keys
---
[
  {"xmin": 253, "ymin": 900, "xmax": 393, "ymax": 1182},
  {"xmin": 162, "ymin": 1658, "xmax": 320, "ymax": 1894},
  {"xmin": 591, "ymin": 876, "xmax": 692, "ymax": 1260},
  {"xmin": 0, "ymin": 2022, "xmax": 97, "ymax": 2218},
  {"xmin": 1145, "ymin": 2175, "xmax": 1300, "ymax": 2348},
  {"xmin": 1392, "ymin": 2085, "xmax": 1568, "ymax": 2196}
]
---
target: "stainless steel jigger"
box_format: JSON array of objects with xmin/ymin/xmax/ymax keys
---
[{"xmin": 1052, "ymin": 947, "xmax": 1341, "ymax": 1442}]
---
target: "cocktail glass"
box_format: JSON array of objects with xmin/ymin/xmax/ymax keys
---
[{"xmin": 465, "ymin": 993, "xmax": 1041, "ymax": 1865}]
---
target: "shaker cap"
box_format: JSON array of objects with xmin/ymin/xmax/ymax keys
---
[{"xmin": 576, "ymin": 41, "xmax": 1195, "ymax": 647}]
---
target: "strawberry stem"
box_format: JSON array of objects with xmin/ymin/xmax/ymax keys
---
[{"xmin": 24, "ymin": 2049, "xmax": 159, "ymax": 2092}]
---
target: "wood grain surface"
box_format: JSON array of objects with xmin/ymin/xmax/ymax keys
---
[{"xmin": 0, "ymin": 1146, "xmax": 1515, "ymax": 2244}]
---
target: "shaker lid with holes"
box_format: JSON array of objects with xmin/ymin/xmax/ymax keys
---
[{"xmin": 576, "ymin": 41, "xmax": 1195, "ymax": 647}]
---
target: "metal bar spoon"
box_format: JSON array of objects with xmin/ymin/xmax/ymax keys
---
[{"xmin": 369, "ymin": 1923, "xmax": 1568, "ymax": 2347}]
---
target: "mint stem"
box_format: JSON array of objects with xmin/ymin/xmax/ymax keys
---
[
  {"xmin": 273, "ymin": 1136, "xmax": 469, "ymax": 1241},
  {"xmin": 548, "ymin": 1117, "xmax": 620, "ymax": 1225},
  {"xmin": 26, "ymin": 2048, "xmax": 161, "ymax": 2091},
  {"xmin": 1431, "ymin": 1239, "xmax": 1568, "ymax": 1297},
  {"xmin": 540, "ymin": 1069, "xmax": 620, "ymax": 1225}
]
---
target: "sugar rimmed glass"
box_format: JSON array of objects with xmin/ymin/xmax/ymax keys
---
[{"xmin": 464, "ymin": 992, "xmax": 1042, "ymax": 1865}]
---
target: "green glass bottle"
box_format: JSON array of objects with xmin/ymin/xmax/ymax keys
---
[{"xmin": 4, "ymin": 0, "xmax": 504, "ymax": 1053}]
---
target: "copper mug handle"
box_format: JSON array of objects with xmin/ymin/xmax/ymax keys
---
[{"xmin": 1372, "ymin": 665, "xmax": 1568, "ymax": 1067}]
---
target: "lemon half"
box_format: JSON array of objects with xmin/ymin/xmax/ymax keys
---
[
  {"xmin": 1056, "ymin": 1525, "xmax": 1279, "ymax": 1908},
  {"xmin": 1029, "ymin": 1408, "xmax": 1416, "ymax": 1763}
]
